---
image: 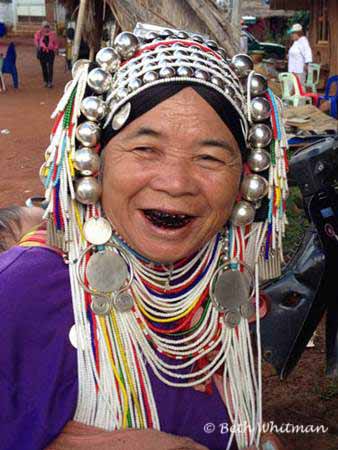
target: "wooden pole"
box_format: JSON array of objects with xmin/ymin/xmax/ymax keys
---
[{"xmin": 72, "ymin": 0, "xmax": 87, "ymax": 63}]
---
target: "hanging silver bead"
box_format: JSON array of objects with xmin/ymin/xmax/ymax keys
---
[
  {"xmin": 128, "ymin": 78, "xmax": 143, "ymax": 91},
  {"xmin": 114, "ymin": 32, "xmax": 139, "ymax": 60},
  {"xmin": 95, "ymin": 47, "xmax": 120, "ymax": 73},
  {"xmin": 194, "ymin": 69, "xmax": 209, "ymax": 81},
  {"xmin": 80, "ymin": 96, "xmax": 107, "ymax": 122},
  {"xmin": 249, "ymin": 73, "xmax": 268, "ymax": 96},
  {"xmin": 177, "ymin": 66, "xmax": 193, "ymax": 77},
  {"xmin": 143, "ymin": 71, "xmax": 159, "ymax": 83},
  {"xmin": 250, "ymin": 97, "xmax": 271, "ymax": 122},
  {"xmin": 159, "ymin": 66, "xmax": 176, "ymax": 78},
  {"xmin": 75, "ymin": 177, "xmax": 102, "ymax": 205},
  {"xmin": 230, "ymin": 201, "xmax": 256, "ymax": 226},
  {"xmin": 241, "ymin": 174, "xmax": 268, "ymax": 202},
  {"xmin": 247, "ymin": 149, "xmax": 271, "ymax": 172},
  {"xmin": 71, "ymin": 59, "xmax": 90, "ymax": 78},
  {"xmin": 231, "ymin": 54, "xmax": 253, "ymax": 77},
  {"xmin": 87, "ymin": 68, "xmax": 112, "ymax": 94},
  {"xmin": 73, "ymin": 148, "xmax": 100, "ymax": 176},
  {"xmin": 248, "ymin": 124, "xmax": 272, "ymax": 148},
  {"xmin": 76, "ymin": 121, "xmax": 101, "ymax": 147}
]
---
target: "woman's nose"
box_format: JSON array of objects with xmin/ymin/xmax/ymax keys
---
[{"xmin": 150, "ymin": 159, "xmax": 200, "ymax": 197}]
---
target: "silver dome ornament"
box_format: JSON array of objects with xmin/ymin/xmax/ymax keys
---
[
  {"xmin": 173, "ymin": 49, "xmax": 188, "ymax": 58},
  {"xmin": 115, "ymin": 87, "xmax": 129, "ymax": 102},
  {"xmin": 176, "ymin": 30, "xmax": 189, "ymax": 39},
  {"xmin": 87, "ymin": 68, "xmax": 112, "ymax": 94},
  {"xmin": 231, "ymin": 54, "xmax": 254, "ymax": 77},
  {"xmin": 76, "ymin": 121, "xmax": 101, "ymax": 147},
  {"xmin": 230, "ymin": 201, "xmax": 256, "ymax": 227},
  {"xmin": 241, "ymin": 174, "xmax": 268, "ymax": 202},
  {"xmin": 128, "ymin": 77, "xmax": 143, "ymax": 91},
  {"xmin": 248, "ymin": 124, "xmax": 273, "ymax": 148},
  {"xmin": 114, "ymin": 32, "xmax": 140, "ymax": 60},
  {"xmin": 159, "ymin": 29, "xmax": 174, "ymax": 38},
  {"xmin": 248, "ymin": 149, "xmax": 271, "ymax": 172},
  {"xmin": 80, "ymin": 96, "xmax": 107, "ymax": 122},
  {"xmin": 95, "ymin": 47, "xmax": 120, "ymax": 73},
  {"xmin": 194, "ymin": 69, "xmax": 209, "ymax": 81},
  {"xmin": 145, "ymin": 31, "xmax": 158, "ymax": 42},
  {"xmin": 192, "ymin": 34, "xmax": 204, "ymax": 43},
  {"xmin": 206, "ymin": 40, "xmax": 218, "ymax": 50},
  {"xmin": 177, "ymin": 66, "xmax": 194, "ymax": 77},
  {"xmin": 112, "ymin": 102, "xmax": 131, "ymax": 131},
  {"xmin": 224, "ymin": 85, "xmax": 235, "ymax": 97},
  {"xmin": 249, "ymin": 73, "xmax": 268, "ymax": 96},
  {"xmin": 75, "ymin": 177, "xmax": 102, "ymax": 205},
  {"xmin": 71, "ymin": 59, "xmax": 90, "ymax": 78},
  {"xmin": 159, "ymin": 66, "xmax": 176, "ymax": 78},
  {"xmin": 143, "ymin": 71, "xmax": 159, "ymax": 83},
  {"xmin": 250, "ymin": 97, "xmax": 271, "ymax": 122},
  {"xmin": 211, "ymin": 76, "xmax": 224, "ymax": 89},
  {"xmin": 217, "ymin": 48, "xmax": 227, "ymax": 59},
  {"xmin": 73, "ymin": 148, "xmax": 100, "ymax": 176}
]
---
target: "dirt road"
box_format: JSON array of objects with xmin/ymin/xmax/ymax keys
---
[
  {"xmin": 0, "ymin": 39, "xmax": 337, "ymax": 450},
  {"xmin": 0, "ymin": 38, "xmax": 70, "ymax": 206}
]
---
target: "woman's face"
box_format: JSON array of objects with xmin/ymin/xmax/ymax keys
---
[{"xmin": 102, "ymin": 88, "xmax": 242, "ymax": 263}]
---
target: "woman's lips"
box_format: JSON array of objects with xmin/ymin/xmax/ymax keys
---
[{"xmin": 142, "ymin": 209, "xmax": 195, "ymax": 229}]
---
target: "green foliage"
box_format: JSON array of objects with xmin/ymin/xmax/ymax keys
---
[{"xmin": 283, "ymin": 187, "xmax": 309, "ymax": 259}]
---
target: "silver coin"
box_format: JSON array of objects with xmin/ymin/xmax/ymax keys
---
[
  {"xmin": 240, "ymin": 302, "xmax": 255, "ymax": 319},
  {"xmin": 86, "ymin": 250, "xmax": 129, "ymax": 292},
  {"xmin": 114, "ymin": 291, "xmax": 134, "ymax": 312},
  {"xmin": 83, "ymin": 217, "xmax": 112, "ymax": 245},
  {"xmin": 213, "ymin": 269, "xmax": 250, "ymax": 311},
  {"xmin": 91, "ymin": 296, "xmax": 111, "ymax": 316},
  {"xmin": 224, "ymin": 310, "xmax": 241, "ymax": 328}
]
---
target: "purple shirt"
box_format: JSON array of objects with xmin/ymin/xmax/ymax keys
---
[{"xmin": 0, "ymin": 247, "xmax": 231, "ymax": 450}]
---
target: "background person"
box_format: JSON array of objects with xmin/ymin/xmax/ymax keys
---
[
  {"xmin": 287, "ymin": 23, "xmax": 312, "ymax": 86},
  {"xmin": 34, "ymin": 20, "xmax": 59, "ymax": 88}
]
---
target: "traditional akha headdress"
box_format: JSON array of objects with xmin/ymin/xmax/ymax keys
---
[{"xmin": 41, "ymin": 25, "xmax": 288, "ymax": 449}]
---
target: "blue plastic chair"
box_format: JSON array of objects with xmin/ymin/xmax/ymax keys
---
[
  {"xmin": 318, "ymin": 75, "xmax": 338, "ymax": 119},
  {"xmin": 2, "ymin": 42, "xmax": 19, "ymax": 89}
]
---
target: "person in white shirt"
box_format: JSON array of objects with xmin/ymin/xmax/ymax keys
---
[{"xmin": 287, "ymin": 23, "xmax": 313, "ymax": 86}]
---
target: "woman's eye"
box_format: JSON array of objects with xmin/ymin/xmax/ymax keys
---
[
  {"xmin": 133, "ymin": 147, "xmax": 154, "ymax": 154},
  {"xmin": 198, "ymin": 155, "xmax": 224, "ymax": 164}
]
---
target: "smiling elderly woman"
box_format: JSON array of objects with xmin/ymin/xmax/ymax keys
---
[{"xmin": 0, "ymin": 26, "xmax": 288, "ymax": 450}]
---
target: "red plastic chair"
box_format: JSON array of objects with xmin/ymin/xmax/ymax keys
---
[{"xmin": 294, "ymin": 74, "xmax": 320, "ymax": 106}]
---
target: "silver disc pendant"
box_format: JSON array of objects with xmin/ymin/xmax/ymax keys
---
[
  {"xmin": 91, "ymin": 295, "xmax": 111, "ymax": 316},
  {"xmin": 83, "ymin": 217, "xmax": 112, "ymax": 245},
  {"xmin": 86, "ymin": 250, "xmax": 129, "ymax": 293},
  {"xmin": 112, "ymin": 102, "xmax": 131, "ymax": 130},
  {"xmin": 224, "ymin": 310, "xmax": 241, "ymax": 328},
  {"xmin": 114, "ymin": 291, "xmax": 134, "ymax": 312},
  {"xmin": 212, "ymin": 269, "xmax": 250, "ymax": 311},
  {"xmin": 240, "ymin": 302, "xmax": 255, "ymax": 319}
]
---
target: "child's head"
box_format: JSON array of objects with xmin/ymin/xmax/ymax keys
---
[{"xmin": 0, "ymin": 205, "xmax": 43, "ymax": 252}]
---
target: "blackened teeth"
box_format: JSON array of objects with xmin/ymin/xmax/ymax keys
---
[{"xmin": 143, "ymin": 209, "xmax": 193, "ymax": 229}]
